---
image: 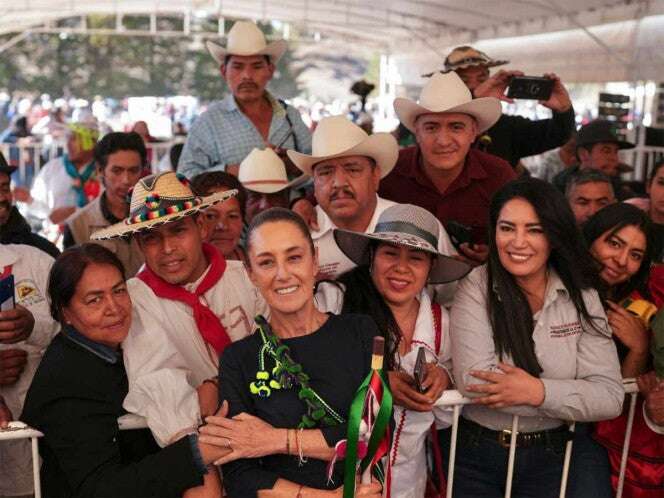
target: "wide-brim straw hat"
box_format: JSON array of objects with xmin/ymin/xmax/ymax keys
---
[
  {"xmin": 334, "ymin": 204, "xmax": 471, "ymax": 284},
  {"xmin": 91, "ymin": 172, "xmax": 236, "ymax": 240},
  {"xmin": 422, "ymin": 46, "xmax": 509, "ymax": 77},
  {"xmin": 394, "ymin": 72, "xmax": 502, "ymax": 134},
  {"xmin": 206, "ymin": 20, "xmax": 287, "ymax": 65},
  {"xmin": 287, "ymin": 115, "xmax": 398, "ymax": 178},
  {"xmin": 238, "ymin": 147, "xmax": 302, "ymax": 194}
]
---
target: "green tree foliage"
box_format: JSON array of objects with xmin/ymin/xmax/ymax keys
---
[{"xmin": 0, "ymin": 16, "xmax": 302, "ymax": 101}]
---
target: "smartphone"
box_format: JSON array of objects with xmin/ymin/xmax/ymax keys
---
[
  {"xmin": 413, "ymin": 347, "xmax": 427, "ymax": 393},
  {"xmin": 446, "ymin": 221, "xmax": 473, "ymax": 250},
  {"xmin": 0, "ymin": 274, "xmax": 14, "ymax": 311},
  {"xmin": 506, "ymin": 76, "xmax": 554, "ymax": 100}
]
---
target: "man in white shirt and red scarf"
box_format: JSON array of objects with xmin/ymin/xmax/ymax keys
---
[{"xmin": 91, "ymin": 172, "xmax": 268, "ymax": 451}]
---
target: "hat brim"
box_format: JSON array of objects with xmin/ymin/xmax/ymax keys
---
[
  {"xmin": 394, "ymin": 96, "xmax": 501, "ymax": 135},
  {"xmin": 577, "ymin": 139, "xmax": 635, "ymax": 151},
  {"xmin": 333, "ymin": 229, "xmax": 471, "ymax": 284},
  {"xmin": 91, "ymin": 189, "xmax": 237, "ymax": 240},
  {"xmin": 206, "ymin": 40, "xmax": 287, "ymax": 65},
  {"xmin": 421, "ymin": 59, "xmax": 509, "ymax": 78},
  {"xmin": 243, "ymin": 175, "xmax": 304, "ymax": 194},
  {"xmin": 287, "ymin": 133, "xmax": 398, "ymax": 178}
]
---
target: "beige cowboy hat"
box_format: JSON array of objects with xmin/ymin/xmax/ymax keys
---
[
  {"xmin": 334, "ymin": 204, "xmax": 471, "ymax": 284},
  {"xmin": 394, "ymin": 72, "xmax": 502, "ymax": 134},
  {"xmin": 422, "ymin": 46, "xmax": 509, "ymax": 77},
  {"xmin": 287, "ymin": 115, "xmax": 398, "ymax": 178},
  {"xmin": 206, "ymin": 20, "xmax": 287, "ymax": 66},
  {"xmin": 91, "ymin": 172, "xmax": 236, "ymax": 240},
  {"xmin": 239, "ymin": 147, "xmax": 301, "ymax": 194}
]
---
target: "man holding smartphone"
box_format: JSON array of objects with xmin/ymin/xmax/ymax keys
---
[{"xmin": 430, "ymin": 46, "xmax": 575, "ymax": 168}]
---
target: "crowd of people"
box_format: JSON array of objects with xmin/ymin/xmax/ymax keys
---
[{"xmin": 0, "ymin": 19, "xmax": 663, "ymax": 498}]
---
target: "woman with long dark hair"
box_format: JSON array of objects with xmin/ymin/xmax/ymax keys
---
[
  {"xmin": 315, "ymin": 203, "xmax": 470, "ymax": 498},
  {"xmin": 584, "ymin": 203, "xmax": 664, "ymax": 497},
  {"xmin": 449, "ymin": 177, "xmax": 623, "ymax": 497}
]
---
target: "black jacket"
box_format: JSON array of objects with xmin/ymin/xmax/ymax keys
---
[
  {"xmin": 478, "ymin": 107, "xmax": 576, "ymax": 167},
  {"xmin": 0, "ymin": 207, "xmax": 59, "ymax": 258},
  {"xmin": 21, "ymin": 332, "xmax": 204, "ymax": 498}
]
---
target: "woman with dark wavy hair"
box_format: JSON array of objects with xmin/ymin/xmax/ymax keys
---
[{"xmin": 449, "ymin": 177, "xmax": 623, "ymax": 498}]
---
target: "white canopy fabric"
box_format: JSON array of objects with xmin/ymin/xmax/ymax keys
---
[{"xmin": 0, "ymin": 0, "xmax": 663, "ymax": 84}]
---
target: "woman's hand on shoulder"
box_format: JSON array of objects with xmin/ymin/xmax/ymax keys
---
[
  {"xmin": 199, "ymin": 407, "xmax": 281, "ymax": 465},
  {"xmin": 388, "ymin": 370, "xmax": 436, "ymax": 412},
  {"xmin": 606, "ymin": 301, "xmax": 650, "ymax": 355},
  {"xmin": 466, "ymin": 363, "xmax": 545, "ymax": 408}
]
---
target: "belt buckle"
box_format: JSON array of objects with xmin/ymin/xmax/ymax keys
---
[{"xmin": 498, "ymin": 429, "xmax": 513, "ymax": 448}]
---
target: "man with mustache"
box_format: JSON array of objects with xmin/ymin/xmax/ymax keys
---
[
  {"xmin": 289, "ymin": 116, "xmax": 455, "ymax": 281},
  {"xmin": 0, "ymin": 151, "xmax": 59, "ymax": 258},
  {"xmin": 179, "ymin": 21, "xmax": 311, "ymax": 178},
  {"xmin": 63, "ymin": 132, "xmax": 145, "ymax": 276}
]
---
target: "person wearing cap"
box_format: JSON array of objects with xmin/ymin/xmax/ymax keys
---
[
  {"xmin": 381, "ymin": 72, "xmax": 516, "ymax": 265},
  {"xmin": 565, "ymin": 169, "xmax": 616, "ymax": 225},
  {"xmin": 16, "ymin": 121, "xmax": 100, "ymax": 227},
  {"xmin": 288, "ymin": 115, "xmax": 456, "ymax": 282},
  {"xmin": 315, "ymin": 203, "xmax": 471, "ymax": 498},
  {"xmin": 179, "ymin": 20, "xmax": 311, "ymax": 179},
  {"xmin": 552, "ymin": 119, "xmax": 635, "ymax": 198},
  {"xmin": 0, "ymin": 151, "xmax": 59, "ymax": 258},
  {"xmin": 91, "ymin": 172, "xmax": 268, "ymax": 452},
  {"xmin": 430, "ymin": 45, "xmax": 575, "ymax": 168},
  {"xmin": 0, "ymin": 242, "xmax": 58, "ymax": 497},
  {"xmin": 192, "ymin": 170, "xmax": 248, "ymax": 263},
  {"xmin": 239, "ymin": 147, "xmax": 298, "ymax": 223},
  {"xmin": 63, "ymin": 132, "xmax": 145, "ymax": 276}
]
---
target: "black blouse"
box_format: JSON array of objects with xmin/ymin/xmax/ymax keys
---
[{"xmin": 219, "ymin": 313, "xmax": 379, "ymax": 498}]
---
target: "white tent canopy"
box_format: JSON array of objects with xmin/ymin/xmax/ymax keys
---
[{"xmin": 1, "ymin": 0, "xmax": 663, "ymax": 84}]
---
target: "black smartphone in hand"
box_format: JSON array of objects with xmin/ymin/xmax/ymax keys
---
[
  {"xmin": 507, "ymin": 76, "xmax": 554, "ymax": 100},
  {"xmin": 413, "ymin": 347, "xmax": 428, "ymax": 393}
]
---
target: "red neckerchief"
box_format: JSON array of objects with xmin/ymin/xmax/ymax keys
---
[{"xmin": 138, "ymin": 243, "xmax": 231, "ymax": 354}]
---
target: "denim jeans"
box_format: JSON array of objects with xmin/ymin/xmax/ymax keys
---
[
  {"xmin": 439, "ymin": 421, "xmax": 567, "ymax": 498},
  {"xmin": 566, "ymin": 423, "xmax": 613, "ymax": 498}
]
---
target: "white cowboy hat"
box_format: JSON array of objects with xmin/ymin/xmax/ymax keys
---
[
  {"xmin": 334, "ymin": 204, "xmax": 471, "ymax": 284},
  {"xmin": 238, "ymin": 148, "xmax": 301, "ymax": 194},
  {"xmin": 394, "ymin": 72, "xmax": 502, "ymax": 134},
  {"xmin": 91, "ymin": 172, "xmax": 236, "ymax": 240},
  {"xmin": 206, "ymin": 20, "xmax": 287, "ymax": 65},
  {"xmin": 287, "ymin": 116, "xmax": 398, "ymax": 178}
]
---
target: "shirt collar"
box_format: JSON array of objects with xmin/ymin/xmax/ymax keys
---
[
  {"xmin": 221, "ymin": 91, "xmax": 284, "ymax": 116},
  {"xmin": 99, "ymin": 192, "xmax": 124, "ymax": 225},
  {"xmin": 312, "ymin": 194, "xmax": 383, "ymax": 238},
  {"xmin": 63, "ymin": 325, "xmax": 120, "ymax": 364},
  {"xmin": 490, "ymin": 267, "xmax": 568, "ymax": 307},
  {"xmin": 405, "ymin": 147, "xmax": 489, "ymax": 193}
]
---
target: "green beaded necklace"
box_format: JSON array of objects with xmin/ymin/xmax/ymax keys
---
[{"xmin": 248, "ymin": 315, "xmax": 345, "ymax": 428}]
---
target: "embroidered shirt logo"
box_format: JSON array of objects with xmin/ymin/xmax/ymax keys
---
[
  {"xmin": 549, "ymin": 321, "xmax": 582, "ymax": 338},
  {"xmin": 15, "ymin": 279, "xmax": 45, "ymax": 306}
]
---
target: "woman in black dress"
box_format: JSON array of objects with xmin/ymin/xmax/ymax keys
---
[{"xmin": 198, "ymin": 208, "xmax": 383, "ymax": 498}]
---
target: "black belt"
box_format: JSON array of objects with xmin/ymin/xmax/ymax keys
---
[{"xmin": 459, "ymin": 416, "xmax": 573, "ymax": 449}]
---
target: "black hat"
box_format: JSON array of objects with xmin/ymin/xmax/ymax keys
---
[
  {"xmin": 0, "ymin": 152, "xmax": 16, "ymax": 176},
  {"xmin": 576, "ymin": 120, "xmax": 634, "ymax": 150}
]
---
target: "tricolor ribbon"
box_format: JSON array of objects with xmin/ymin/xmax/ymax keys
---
[{"xmin": 343, "ymin": 337, "xmax": 393, "ymax": 498}]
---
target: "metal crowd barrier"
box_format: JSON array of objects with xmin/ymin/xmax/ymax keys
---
[{"xmin": 0, "ymin": 378, "xmax": 645, "ymax": 498}]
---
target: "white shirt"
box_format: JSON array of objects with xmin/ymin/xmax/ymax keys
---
[
  {"xmin": 312, "ymin": 195, "xmax": 459, "ymax": 305},
  {"xmin": 451, "ymin": 265, "xmax": 624, "ymax": 432},
  {"xmin": 122, "ymin": 260, "xmax": 268, "ymax": 447},
  {"xmin": 316, "ymin": 284, "xmax": 451, "ymax": 498},
  {"xmin": 29, "ymin": 156, "xmax": 78, "ymax": 219},
  {"xmin": 0, "ymin": 244, "xmax": 58, "ymax": 496}
]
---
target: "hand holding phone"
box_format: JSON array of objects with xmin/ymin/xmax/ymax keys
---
[
  {"xmin": 506, "ymin": 76, "xmax": 554, "ymax": 101},
  {"xmin": 413, "ymin": 347, "xmax": 428, "ymax": 393}
]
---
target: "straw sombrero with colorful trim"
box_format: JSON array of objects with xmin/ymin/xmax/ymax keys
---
[{"xmin": 91, "ymin": 171, "xmax": 236, "ymax": 240}]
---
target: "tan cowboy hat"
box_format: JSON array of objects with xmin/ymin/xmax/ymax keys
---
[
  {"xmin": 91, "ymin": 172, "xmax": 236, "ymax": 240},
  {"xmin": 394, "ymin": 72, "xmax": 502, "ymax": 134},
  {"xmin": 238, "ymin": 148, "xmax": 301, "ymax": 194},
  {"xmin": 206, "ymin": 20, "xmax": 287, "ymax": 65},
  {"xmin": 422, "ymin": 46, "xmax": 509, "ymax": 77},
  {"xmin": 287, "ymin": 116, "xmax": 398, "ymax": 178},
  {"xmin": 334, "ymin": 204, "xmax": 471, "ymax": 284}
]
